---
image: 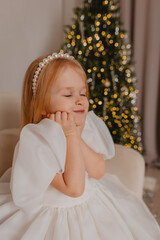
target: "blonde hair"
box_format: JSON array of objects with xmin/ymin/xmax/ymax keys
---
[{"xmin": 21, "ymin": 54, "xmax": 89, "ymax": 128}]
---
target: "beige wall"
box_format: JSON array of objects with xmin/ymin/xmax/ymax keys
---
[{"xmin": 0, "ymin": 0, "xmax": 76, "ymax": 95}]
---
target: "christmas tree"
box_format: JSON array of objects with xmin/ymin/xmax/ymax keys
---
[{"xmin": 60, "ymin": 0, "xmax": 144, "ymax": 154}]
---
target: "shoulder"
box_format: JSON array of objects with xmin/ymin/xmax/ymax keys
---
[
  {"xmin": 21, "ymin": 118, "xmax": 65, "ymax": 141},
  {"xmin": 85, "ymin": 110, "xmax": 108, "ymax": 131}
]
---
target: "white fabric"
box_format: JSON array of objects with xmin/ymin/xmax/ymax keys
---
[{"xmin": 0, "ymin": 111, "xmax": 160, "ymax": 239}]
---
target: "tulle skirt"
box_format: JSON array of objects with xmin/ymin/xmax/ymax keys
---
[{"xmin": 0, "ymin": 172, "xmax": 160, "ymax": 240}]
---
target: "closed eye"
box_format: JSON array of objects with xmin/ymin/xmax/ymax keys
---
[
  {"xmin": 64, "ymin": 95, "xmax": 72, "ymax": 97},
  {"xmin": 64, "ymin": 94, "xmax": 86, "ymax": 97}
]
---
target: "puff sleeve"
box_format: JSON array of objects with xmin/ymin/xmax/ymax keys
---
[
  {"xmin": 82, "ymin": 111, "xmax": 115, "ymax": 160},
  {"xmin": 10, "ymin": 119, "xmax": 66, "ymax": 214}
]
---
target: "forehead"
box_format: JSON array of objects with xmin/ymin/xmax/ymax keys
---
[{"xmin": 55, "ymin": 66, "xmax": 86, "ymax": 89}]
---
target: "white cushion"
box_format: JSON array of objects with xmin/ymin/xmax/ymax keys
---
[
  {"xmin": 107, "ymin": 144, "xmax": 145, "ymax": 199},
  {"xmin": 0, "ymin": 128, "xmax": 20, "ymax": 176}
]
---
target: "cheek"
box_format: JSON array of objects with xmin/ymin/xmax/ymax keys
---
[
  {"xmin": 50, "ymin": 97, "xmax": 72, "ymax": 112},
  {"xmin": 84, "ymin": 99, "xmax": 89, "ymax": 110}
]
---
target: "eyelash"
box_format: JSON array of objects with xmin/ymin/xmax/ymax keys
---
[{"xmin": 64, "ymin": 94, "xmax": 86, "ymax": 97}]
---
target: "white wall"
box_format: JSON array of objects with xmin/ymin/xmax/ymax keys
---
[{"xmin": 0, "ymin": 0, "xmax": 77, "ymax": 95}]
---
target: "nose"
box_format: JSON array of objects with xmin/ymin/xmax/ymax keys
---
[{"xmin": 75, "ymin": 96, "xmax": 83, "ymax": 105}]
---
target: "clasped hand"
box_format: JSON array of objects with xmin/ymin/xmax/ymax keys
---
[{"xmin": 47, "ymin": 111, "xmax": 85, "ymax": 138}]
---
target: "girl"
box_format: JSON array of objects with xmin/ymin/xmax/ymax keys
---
[{"xmin": 0, "ymin": 52, "xmax": 160, "ymax": 240}]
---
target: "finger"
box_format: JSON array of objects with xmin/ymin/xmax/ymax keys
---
[
  {"xmin": 55, "ymin": 111, "xmax": 61, "ymax": 122},
  {"xmin": 49, "ymin": 113, "xmax": 55, "ymax": 121},
  {"xmin": 61, "ymin": 112, "xmax": 67, "ymax": 121}
]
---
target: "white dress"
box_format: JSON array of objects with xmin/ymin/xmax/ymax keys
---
[{"xmin": 0, "ymin": 111, "xmax": 160, "ymax": 240}]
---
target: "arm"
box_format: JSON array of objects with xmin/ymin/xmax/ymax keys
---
[
  {"xmin": 50, "ymin": 112, "xmax": 86, "ymax": 197},
  {"xmin": 80, "ymin": 138, "xmax": 106, "ymax": 179}
]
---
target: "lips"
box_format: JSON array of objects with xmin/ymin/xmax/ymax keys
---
[{"xmin": 73, "ymin": 110, "xmax": 85, "ymax": 113}]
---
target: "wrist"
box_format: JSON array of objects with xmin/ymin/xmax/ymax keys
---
[{"xmin": 65, "ymin": 130, "xmax": 80, "ymax": 139}]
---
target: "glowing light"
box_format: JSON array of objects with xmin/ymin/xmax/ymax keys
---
[
  {"xmin": 87, "ymin": 69, "xmax": 91, "ymax": 73},
  {"xmin": 93, "ymin": 66, "xmax": 97, "ymax": 71},
  {"xmin": 78, "ymin": 50, "xmax": 82, "ymax": 55},
  {"xmin": 120, "ymin": 33, "xmax": 124, "ymax": 38},
  {"xmin": 76, "ymin": 35, "xmax": 81, "ymax": 39},
  {"xmin": 114, "ymin": 42, "xmax": 119, "ymax": 47},
  {"xmin": 102, "ymin": 31, "xmax": 106, "ymax": 36},
  {"xmin": 98, "ymin": 101, "xmax": 103, "ymax": 105},
  {"xmin": 96, "ymin": 21, "xmax": 100, "ymax": 26},
  {"xmin": 111, "ymin": 5, "xmax": 115, "ymax": 10},
  {"xmin": 94, "ymin": 52, "xmax": 99, "ymax": 56},
  {"xmin": 89, "ymin": 45, "xmax": 93, "ymax": 50},
  {"xmin": 104, "ymin": 116, "xmax": 109, "ymax": 120},
  {"xmin": 93, "ymin": 104, "xmax": 97, "ymax": 108},
  {"xmin": 107, "ymin": 21, "xmax": 111, "ymax": 25},
  {"xmin": 107, "ymin": 14, "xmax": 112, "ymax": 18},
  {"xmin": 107, "ymin": 34, "xmax": 111, "ymax": 38},
  {"xmin": 71, "ymin": 42, "xmax": 75, "ymax": 46},
  {"xmin": 103, "ymin": 0, "xmax": 108, "ymax": 5},
  {"xmin": 127, "ymin": 78, "xmax": 132, "ymax": 83}
]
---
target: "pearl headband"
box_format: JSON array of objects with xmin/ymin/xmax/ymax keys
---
[{"xmin": 32, "ymin": 52, "xmax": 75, "ymax": 96}]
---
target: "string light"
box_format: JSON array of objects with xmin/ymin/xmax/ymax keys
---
[
  {"xmin": 76, "ymin": 35, "xmax": 81, "ymax": 39},
  {"xmin": 102, "ymin": 31, "xmax": 106, "ymax": 36},
  {"xmin": 89, "ymin": 45, "xmax": 93, "ymax": 50},
  {"xmin": 103, "ymin": 16, "xmax": 107, "ymax": 21},
  {"xmin": 103, "ymin": 0, "xmax": 108, "ymax": 5},
  {"xmin": 107, "ymin": 14, "xmax": 112, "ymax": 18},
  {"xmin": 72, "ymin": 25, "xmax": 76, "ymax": 29}
]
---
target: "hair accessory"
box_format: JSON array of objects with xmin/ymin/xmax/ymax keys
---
[{"xmin": 32, "ymin": 52, "xmax": 74, "ymax": 96}]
